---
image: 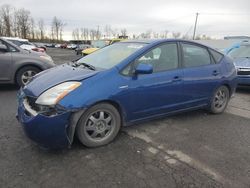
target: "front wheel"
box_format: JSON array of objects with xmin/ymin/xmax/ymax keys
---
[
  {"xmin": 76, "ymin": 103, "xmax": 121, "ymax": 147},
  {"xmin": 209, "ymin": 86, "xmax": 230, "ymax": 114}
]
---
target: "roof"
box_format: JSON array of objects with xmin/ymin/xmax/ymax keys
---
[{"xmin": 1, "ymin": 37, "xmax": 29, "ymax": 42}]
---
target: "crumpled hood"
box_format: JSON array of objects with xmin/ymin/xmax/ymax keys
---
[
  {"xmin": 23, "ymin": 64, "xmax": 99, "ymax": 97},
  {"xmin": 233, "ymin": 58, "xmax": 250, "ymax": 68}
]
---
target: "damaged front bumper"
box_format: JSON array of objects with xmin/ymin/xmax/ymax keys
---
[{"xmin": 16, "ymin": 90, "xmax": 84, "ymax": 149}]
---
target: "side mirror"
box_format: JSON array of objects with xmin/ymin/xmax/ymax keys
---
[
  {"xmin": 135, "ymin": 63, "xmax": 153, "ymax": 74},
  {"xmin": 0, "ymin": 44, "xmax": 7, "ymax": 52}
]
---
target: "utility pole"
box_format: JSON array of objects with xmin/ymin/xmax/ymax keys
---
[{"xmin": 192, "ymin": 12, "xmax": 199, "ymax": 40}]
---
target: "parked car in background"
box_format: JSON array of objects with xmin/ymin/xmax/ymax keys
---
[
  {"xmin": 60, "ymin": 43, "xmax": 67, "ymax": 49},
  {"xmin": 33, "ymin": 43, "xmax": 47, "ymax": 51},
  {"xmin": 67, "ymin": 43, "xmax": 77, "ymax": 50},
  {"xmin": 75, "ymin": 44, "xmax": 92, "ymax": 55},
  {"xmin": 227, "ymin": 41, "xmax": 250, "ymax": 85},
  {"xmin": 17, "ymin": 39, "xmax": 237, "ymax": 149},
  {"xmin": 44, "ymin": 43, "xmax": 55, "ymax": 48},
  {"xmin": 0, "ymin": 37, "xmax": 55, "ymax": 87},
  {"xmin": 55, "ymin": 44, "xmax": 61, "ymax": 48},
  {"xmin": 2, "ymin": 37, "xmax": 45, "ymax": 53},
  {"xmin": 82, "ymin": 39, "xmax": 124, "ymax": 56}
]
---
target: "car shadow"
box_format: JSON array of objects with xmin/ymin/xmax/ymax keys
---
[
  {"xmin": 236, "ymin": 86, "xmax": 250, "ymax": 94},
  {"xmin": 0, "ymin": 84, "xmax": 19, "ymax": 91}
]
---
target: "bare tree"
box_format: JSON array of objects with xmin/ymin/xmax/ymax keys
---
[
  {"xmin": 0, "ymin": 4, "xmax": 13, "ymax": 36},
  {"xmin": 104, "ymin": 25, "xmax": 112, "ymax": 38},
  {"xmin": 15, "ymin": 8, "xmax": 31, "ymax": 39},
  {"xmin": 51, "ymin": 16, "xmax": 64, "ymax": 41},
  {"xmin": 120, "ymin": 28, "xmax": 127, "ymax": 36},
  {"xmin": 145, "ymin": 29, "xmax": 152, "ymax": 38},
  {"xmin": 90, "ymin": 29, "xmax": 97, "ymax": 40},
  {"xmin": 172, "ymin": 32, "xmax": 181, "ymax": 39},
  {"xmin": 0, "ymin": 16, "xmax": 4, "ymax": 36},
  {"xmin": 72, "ymin": 28, "xmax": 80, "ymax": 40},
  {"xmin": 38, "ymin": 19, "xmax": 45, "ymax": 40},
  {"xmin": 82, "ymin": 28, "xmax": 89, "ymax": 40},
  {"xmin": 153, "ymin": 32, "xmax": 159, "ymax": 39},
  {"xmin": 30, "ymin": 18, "xmax": 35, "ymax": 39},
  {"xmin": 12, "ymin": 9, "xmax": 19, "ymax": 37}
]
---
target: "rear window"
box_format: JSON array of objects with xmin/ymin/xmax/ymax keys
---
[
  {"xmin": 182, "ymin": 43, "xmax": 211, "ymax": 68},
  {"xmin": 209, "ymin": 49, "xmax": 223, "ymax": 63}
]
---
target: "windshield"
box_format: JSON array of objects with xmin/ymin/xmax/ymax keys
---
[
  {"xmin": 77, "ymin": 42, "xmax": 146, "ymax": 69},
  {"xmin": 91, "ymin": 40, "xmax": 109, "ymax": 48},
  {"xmin": 228, "ymin": 45, "xmax": 250, "ymax": 58}
]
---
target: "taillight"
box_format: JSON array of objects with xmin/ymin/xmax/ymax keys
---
[{"xmin": 32, "ymin": 48, "xmax": 45, "ymax": 53}]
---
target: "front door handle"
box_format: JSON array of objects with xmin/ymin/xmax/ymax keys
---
[{"xmin": 172, "ymin": 76, "xmax": 182, "ymax": 82}]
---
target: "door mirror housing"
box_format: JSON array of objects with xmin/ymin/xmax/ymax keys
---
[
  {"xmin": 0, "ymin": 44, "xmax": 8, "ymax": 52},
  {"xmin": 135, "ymin": 63, "xmax": 153, "ymax": 74}
]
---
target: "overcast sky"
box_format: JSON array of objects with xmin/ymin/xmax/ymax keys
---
[{"xmin": 1, "ymin": 0, "xmax": 250, "ymax": 40}]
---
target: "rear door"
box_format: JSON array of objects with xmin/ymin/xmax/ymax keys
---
[
  {"xmin": 180, "ymin": 42, "xmax": 222, "ymax": 107},
  {"xmin": 0, "ymin": 40, "xmax": 12, "ymax": 81}
]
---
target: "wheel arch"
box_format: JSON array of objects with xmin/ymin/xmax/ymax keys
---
[
  {"xmin": 90, "ymin": 99, "xmax": 126, "ymax": 125},
  {"xmin": 68, "ymin": 99, "xmax": 127, "ymax": 146}
]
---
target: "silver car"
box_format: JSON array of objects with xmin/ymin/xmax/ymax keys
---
[{"xmin": 0, "ymin": 37, "xmax": 55, "ymax": 87}]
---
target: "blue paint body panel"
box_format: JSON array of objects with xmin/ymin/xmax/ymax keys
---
[{"xmin": 17, "ymin": 39, "xmax": 238, "ymax": 149}]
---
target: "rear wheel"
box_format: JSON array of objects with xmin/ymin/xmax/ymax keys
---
[
  {"xmin": 76, "ymin": 103, "xmax": 121, "ymax": 147},
  {"xmin": 16, "ymin": 66, "xmax": 40, "ymax": 87},
  {"xmin": 209, "ymin": 86, "xmax": 230, "ymax": 114}
]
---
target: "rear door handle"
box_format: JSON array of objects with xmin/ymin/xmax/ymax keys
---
[
  {"xmin": 212, "ymin": 70, "xmax": 219, "ymax": 76},
  {"xmin": 172, "ymin": 76, "xmax": 182, "ymax": 82}
]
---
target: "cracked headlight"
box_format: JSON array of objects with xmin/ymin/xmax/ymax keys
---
[{"xmin": 35, "ymin": 82, "xmax": 81, "ymax": 106}]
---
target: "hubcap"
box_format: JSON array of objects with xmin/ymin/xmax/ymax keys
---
[
  {"xmin": 84, "ymin": 110, "xmax": 113, "ymax": 140},
  {"xmin": 21, "ymin": 70, "xmax": 36, "ymax": 85},
  {"xmin": 214, "ymin": 89, "xmax": 227, "ymax": 109}
]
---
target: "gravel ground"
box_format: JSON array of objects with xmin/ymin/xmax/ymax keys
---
[{"xmin": 0, "ymin": 48, "xmax": 249, "ymax": 188}]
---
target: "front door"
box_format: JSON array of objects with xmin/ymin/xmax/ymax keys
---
[
  {"xmin": 0, "ymin": 40, "xmax": 12, "ymax": 81},
  {"xmin": 126, "ymin": 42, "xmax": 185, "ymax": 121}
]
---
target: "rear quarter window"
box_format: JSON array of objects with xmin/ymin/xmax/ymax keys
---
[{"xmin": 209, "ymin": 49, "xmax": 224, "ymax": 64}]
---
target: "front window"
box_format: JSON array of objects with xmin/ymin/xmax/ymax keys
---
[
  {"xmin": 135, "ymin": 43, "xmax": 179, "ymax": 73},
  {"xmin": 77, "ymin": 42, "xmax": 146, "ymax": 69},
  {"xmin": 228, "ymin": 45, "xmax": 250, "ymax": 58}
]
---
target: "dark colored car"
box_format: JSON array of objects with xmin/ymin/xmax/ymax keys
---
[
  {"xmin": 0, "ymin": 37, "xmax": 55, "ymax": 87},
  {"xmin": 226, "ymin": 42, "xmax": 250, "ymax": 85},
  {"xmin": 60, "ymin": 43, "xmax": 67, "ymax": 49},
  {"xmin": 17, "ymin": 39, "xmax": 237, "ymax": 149},
  {"xmin": 75, "ymin": 44, "xmax": 92, "ymax": 55}
]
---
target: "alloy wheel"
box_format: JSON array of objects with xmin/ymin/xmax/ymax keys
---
[
  {"xmin": 84, "ymin": 110, "xmax": 114, "ymax": 141},
  {"xmin": 21, "ymin": 70, "xmax": 37, "ymax": 85}
]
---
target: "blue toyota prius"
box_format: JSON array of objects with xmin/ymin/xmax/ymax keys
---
[{"xmin": 17, "ymin": 39, "xmax": 237, "ymax": 149}]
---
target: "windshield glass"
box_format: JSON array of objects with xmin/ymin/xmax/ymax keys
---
[
  {"xmin": 91, "ymin": 40, "xmax": 109, "ymax": 48},
  {"xmin": 77, "ymin": 42, "xmax": 146, "ymax": 69},
  {"xmin": 228, "ymin": 45, "xmax": 250, "ymax": 58}
]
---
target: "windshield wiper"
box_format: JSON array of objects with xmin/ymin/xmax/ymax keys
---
[{"xmin": 72, "ymin": 62, "xmax": 96, "ymax": 71}]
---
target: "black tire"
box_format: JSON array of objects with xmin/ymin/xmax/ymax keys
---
[
  {"xmin": 76, "ymin": 103, "xmax": 121, "ymax": 147},
  {"xmin": 209, "ymin": 85, "xmax": 230, "ymax": 114},
  {"xmin": 16, "ymin": 66, "xmax": 40, "ymax": 87}
]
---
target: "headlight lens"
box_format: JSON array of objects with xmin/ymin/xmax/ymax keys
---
[
  {"xmin": 35, "ymin": 82, "xmax": 81, "ymax": 106},
  {"xmin": 40, "ymin": 55, "xmax": 53, "ymax": 62}
]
